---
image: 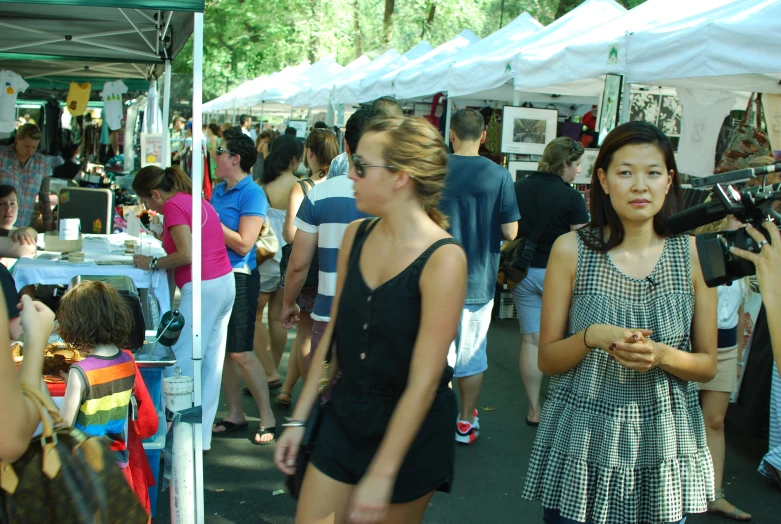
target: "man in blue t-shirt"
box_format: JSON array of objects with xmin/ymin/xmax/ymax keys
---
[{"xmin": 439, "ymin": 109, "xmax": 520, "ymax": 445}]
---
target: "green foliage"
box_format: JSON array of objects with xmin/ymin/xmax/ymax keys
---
[{"xmin": 174, "ymin": 0, "xmax": 646, "ymax": 107}]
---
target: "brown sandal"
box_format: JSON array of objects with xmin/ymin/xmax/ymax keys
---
[
  {"xmin": 277, "ymin": 390, "xmax": 292, "ymax": 409},
  {"xmin": 707, "ymin": 488, "xmax": 751, "ymax": 521}
]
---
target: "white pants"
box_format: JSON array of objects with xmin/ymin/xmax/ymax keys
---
[{"xmin": 165, "ymin": 272, "xmax": 235, "ymax": 450}]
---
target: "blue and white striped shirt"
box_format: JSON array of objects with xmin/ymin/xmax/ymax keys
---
[{"xmin": 294, "ymin": 175, "xmax": 371, "ymax": 322}]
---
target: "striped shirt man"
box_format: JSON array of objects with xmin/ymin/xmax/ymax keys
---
[
  {"xmin": 294, "ymin": 175, "xmax": 371, "ymax": 322},
  {"xmin": 70, "ymin": 351, "xmax": 136, "ymax": 467}
]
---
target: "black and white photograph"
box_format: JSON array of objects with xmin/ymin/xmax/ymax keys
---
[
  {"xmin": 508, "ymin": 160, "xmax": 538, "ymax": 181},
  {"xmin": 501, "ymin": 106, "xmax": 557, "ymax": 155},
  {"xmin": 575, "ymin": 148, "xmax": 599, "ymax": 185}
]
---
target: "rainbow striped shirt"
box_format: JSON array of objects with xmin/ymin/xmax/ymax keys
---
[{"xmin": 71, "ymin": 351, "xmax": 135, "ymax": 467}]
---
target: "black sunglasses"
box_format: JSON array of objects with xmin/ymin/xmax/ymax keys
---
[
  {"xmin": 216, "ymin": 147, "xmax": 236, "ymax": 156},
  {"xmin": 350, "ymin": 154, "xmax": 397, "ymax": 178}
]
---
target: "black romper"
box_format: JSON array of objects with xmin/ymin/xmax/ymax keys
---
[{"xmin": 310, "ymin": 218, "xmax": 459, "ymax": 503}]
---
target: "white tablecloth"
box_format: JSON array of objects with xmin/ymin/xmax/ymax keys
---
[{"xmin": 12, "ymin": 233, "xmax": 171, "ymax": 314}]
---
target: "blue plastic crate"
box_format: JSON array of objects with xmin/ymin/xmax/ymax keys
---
[{"xmin": 145, "ymin": 449, "xmax": 162, "ymax": 518}]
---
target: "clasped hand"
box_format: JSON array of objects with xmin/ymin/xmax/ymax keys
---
[{"xmin": 590, "ymin": 325, "xmax": 662, "ymax": 372}]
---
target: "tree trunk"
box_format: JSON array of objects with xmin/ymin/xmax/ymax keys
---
[
  {"xmin": 421, "ymin": 2, "xmax": 436, "ymax": 39},
  {"xmin": 353, "ymin": 0, "xmax": 362, "ymax": 58},
  {"xmin": 555, "ymin": 0, "xmax": 582, "ymax": 19},
  {"xmin": 383, "ymin": 0, "xmax": 395, "ymax": 45}
]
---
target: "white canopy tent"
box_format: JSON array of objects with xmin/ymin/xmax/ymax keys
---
[
  {"xmin": 394, "ymin": 13, "xmax": 543, "ymax": 100},
  {"xmin": 331, "ymin": 41, "xmax": 434, "ymax": 106},
  {"xmin": 624, "ymin": 0, "xmax": 781, "ymax": 92},
  {"xmin": 448, "ymin": 0, "xmax": 626, "ymax": 102},
  {"xmin": 511, "ymin": 0, "xmax": 744, "ymax": 96},
  {"xmin": 358, "ymin": 29, "xmax": 480, "ymax": 104},
  {"xmin": 289, "ymin": 54, "xmax": 372, "ymax": 109}
]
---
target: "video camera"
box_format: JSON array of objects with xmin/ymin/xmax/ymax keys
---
[{"xmin": 666, "ymin": 164, "xmax": 781, "ymax": 287}]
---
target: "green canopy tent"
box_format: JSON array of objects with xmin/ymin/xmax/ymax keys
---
[{"xmin": 0, "ymin": 1, "xmax": 207, "ymax": 522}]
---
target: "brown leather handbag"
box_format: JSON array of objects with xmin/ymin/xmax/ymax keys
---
[
  {"xmin": 0, "ymin": 385, "xmax": 148, "ymax": 524},
  {"xmin": 715, "ymin": 93, "xmax": 772, "ymax": 173}
]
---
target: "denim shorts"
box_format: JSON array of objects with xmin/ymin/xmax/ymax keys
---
[
  {"xmin": 511, "ymin": 267, "xmax": 546, "ymax": 334},
  {"xmin": 446, "ymin": 300, "xmax": 493, "ymax": 378}
]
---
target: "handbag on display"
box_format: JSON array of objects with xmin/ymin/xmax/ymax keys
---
[
  {"xmin": 279, "ymin": 179, "xmax": 319, "ymax": 289},
  {"xmin": 715, "ymin": 93, "xmax": 772, "ymax": 173},
  {"xmin": 498, "ymin": 203, "xmax": 557, "ymax": 290},
  {"xmin": 255, "ymin": 220, "xmax": 279, "ymax": 266},
  {"xmin": 285, "ymin": 338, "xmax": 335, "ymax": 500},
  {"xmin": 0, "ymin": 385, "xmax": 149, "ymax": 524}
]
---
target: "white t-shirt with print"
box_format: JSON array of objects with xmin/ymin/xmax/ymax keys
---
[
  {"xmin": 100, "ymin": 80, "xmax": 128, "ymax": 131},
  {"xmin": 0, "ymin": 70, "xmax": 28, "ymax": 133}
]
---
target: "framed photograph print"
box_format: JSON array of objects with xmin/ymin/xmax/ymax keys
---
[
  {"xmin": 501, "ymin": 106, "xmax": 558, "ymax": 156},
  {"xmin": 508, "ymin": 161, "xmax": 538, "ymax": 181},
  {"xmin": 286, "ymin": 119, "xmax": 309, "ymax": 138},
  {"xmin": 575, "ymin": 148, "xmax": 599, "ymax": 184},
  {"xmin": 597, "ymin": 74, "xmax": 623, "ymax": 145}
]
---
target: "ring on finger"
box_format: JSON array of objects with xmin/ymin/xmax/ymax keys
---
[{"xmin": 758, "ymin": 240, "xmax": 769, "ymax": 249}]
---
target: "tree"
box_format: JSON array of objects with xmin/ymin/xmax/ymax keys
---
[{"xmin": 383, "ymin": 0, "xmax": 396, "ymax": 46}]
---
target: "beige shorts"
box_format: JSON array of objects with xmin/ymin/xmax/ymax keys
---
[{"xmin": 699, "ymin": 344, "xmax": 738, "ymax": 393}]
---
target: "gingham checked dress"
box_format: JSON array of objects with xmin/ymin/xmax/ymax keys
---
[{"xmin": 522, "ymin": 229, "xmax": 714, "ymax": 524}]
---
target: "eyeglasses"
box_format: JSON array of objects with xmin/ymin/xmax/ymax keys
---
[
  {"xmin": 350, "ymin": 154, "xmax": 397, "ymax": 178},
  {"xmin": 215, "ymin": 147, "xmax": 236, "ymax": 157}
]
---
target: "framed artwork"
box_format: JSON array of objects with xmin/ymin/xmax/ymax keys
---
[
  {"xmin": 597, "ymin": 74, "xmax": 623, "ymax": 145},
  {"xmin": 575, "ymin": 148, "xmax": 599, "ymax": 184},
  {"xmin": 286, "ymin": 119, "xmax": 308, "ymax": 138},
  {"xmin": 630, "ymin": 92, "xmax": 682, "ymax": 137},
  {"xmin": 500, "ymin": 106, "xmax": 558, "ymax": 156},
  {"xmin": 140, "ymin": 133, "xmax": 163, "ymax": 167},
  {"xmin": 508, "ymin": 161, "xmax": 538, "ymax": 181}
]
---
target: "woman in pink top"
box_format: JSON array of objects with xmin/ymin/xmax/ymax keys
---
[{"xmin": 132, "ymin": 165, "xmax": 236, "ymax": 451}]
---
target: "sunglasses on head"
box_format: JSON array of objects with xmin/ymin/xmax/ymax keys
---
[
  {"xmin": 350, "ymin": 154, "xmax": 398, "ymax": 178},
  {"xmin": 216, "ymin": 147, "xmax": 236, "ymax": 156}
]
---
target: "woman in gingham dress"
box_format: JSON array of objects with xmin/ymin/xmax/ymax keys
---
[{"xmin": 522, "ymin": 122, "xmax": 718, "ymax": 524}]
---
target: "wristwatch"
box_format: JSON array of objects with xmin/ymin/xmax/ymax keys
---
[{"xmin": 149, "ymin": 257, "xmax": 159, "ymax": 271}]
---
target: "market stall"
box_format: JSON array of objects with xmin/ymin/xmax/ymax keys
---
[{"xmin": 0, "ymin": 1, "xmax": 207, "ymax": 521}]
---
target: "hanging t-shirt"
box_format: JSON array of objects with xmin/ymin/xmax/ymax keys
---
[
  {"xmin": 677, "ymin": 88, "xmax": 736, "ymax": 178},
  {"xmin": 100, "ymin": 80, "xmax": 127, "ymax": 131},
  {"xmin": 0, "ymin": 70, "xmax": 28, "ymax": 133},
  {"xmin": 66, "ymin": 82, "xmax": 91, "ymax": 116}
]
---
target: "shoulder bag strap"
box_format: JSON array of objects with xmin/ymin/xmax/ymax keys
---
[{"xmin": 299, "ymin": 178, "xmax": 316, "ymax": 195}]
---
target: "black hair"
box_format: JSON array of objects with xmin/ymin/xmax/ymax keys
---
[
  {"xmin": 370, "ymin": 96, "xmax": 403, "ymax": 117},
  {"xmin": 61, "ymin": 143, "xmax": 81, "ymax": 161},
  {"xmin": 221, "ymin": 126, "xmax": 258, "ymax": 173},
  {"xmin": 345, "ymin": 108, "xmax": 379, "ymax": 155},
  {"xmin": 262, "ymin": 134, "xmax": 302, "ymax": 184},
  {"xmin": 313, "ymin": 121, "xmax": 328, "ymax": 129},
  {"xmin": 579, "ymin": 121, "xmax": 683, "ymax": 252},
  {"xmin": 284, "ymin": 127, "xmax": 297, "ymax": 137},
  {"xmin": 451, "ymin": 109, "xmax": 484, "ymax": 142},
  {"xmin": 239, "ymin": 114, "xmax": 251, "ymax": 126},
  {"xmin": 0, "ymin": 185, "xmax": 17, "ymax": 200}
]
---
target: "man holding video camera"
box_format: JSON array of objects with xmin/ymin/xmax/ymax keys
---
[{"xmin": 731, "ymin": 222, "xmax": 781, "ymax": 374}]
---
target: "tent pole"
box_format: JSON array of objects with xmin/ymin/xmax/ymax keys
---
[
  {"xmin": 192, "ymin": 11, "xmax": 205, "ymax": 524},
  {"xmin": 513, "ymin": 90, "xmax": 521, "ymax": 106},
  {"xmin": 619, "ymin": 76, "xmax": 631, "ymax": 125},
  {"xmin": 162, "ymin": 60, "xmax": 172, "ymax": 168},
  {"xmin": 444, "ymin": 94, "xmax": 452, "ymax": 146},
  {"xmin": 259, "ymin": 102, "xmax": 265, "ymax": 130}
]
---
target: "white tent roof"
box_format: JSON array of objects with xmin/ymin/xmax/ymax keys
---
[
  {"xmin": 332, "ymin": 41, "xmax": 433, "ymax": 106},
  {"xmin": 289, "ymin": 54, "xmax": 373, "ymax": 108},
  {"xmin": 449, "ymin": 0, "xmax": 625, "ymax": 100},
  {"xmin": 396, "ymin": 13, "xmax": 542, "ymax": 100},
  {"xmin": 512, "ymin": 0, "xmax": 742, "ymax": 95},
  {"xmin": 362, "ymin": 29, "xmax": 480, "ymax": 103},
  {"xmin": 625, "ymin": 0, "xmax": 781, "ymax": 93}
]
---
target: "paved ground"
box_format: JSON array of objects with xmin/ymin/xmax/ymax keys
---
[{"xmin": 153, "ymin": 319, "xmax": 781, "ymax": 523}]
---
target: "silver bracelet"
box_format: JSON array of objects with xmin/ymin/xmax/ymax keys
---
[{"xmin": 281, "ymin": 420, "xmax": 307, "ymax": 428}]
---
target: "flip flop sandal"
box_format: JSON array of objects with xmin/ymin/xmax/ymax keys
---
[
  {"xmin": 525, "ymin": 417, "xmax": 540, "ymax": 427},
  {"xmin": 277, "ymin": 390, "xmax": 292, "ymax": 409},
  {"xmin": 252, "ymin": 426, "xmax": 277, "ymax": 446},
  {"xmin": 212, "ymin": 419, "xmax": 248, "ymax": 435},
  {"xmin": 244, "ymin": 381, "xmax": 283, "ymax": 395},
  {"xmin": 707, "ymin": 488, "xmax": 752, "ymax": 521}
]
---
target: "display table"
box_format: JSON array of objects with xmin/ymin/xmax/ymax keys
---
[{"xmin": 12, "ymin": 233, "xmax": 171, "ymax": 315}]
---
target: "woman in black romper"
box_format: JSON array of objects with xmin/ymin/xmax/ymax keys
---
[{"xmin": 275, "ymin": 116, "xmax": 467, "ymax": 524}]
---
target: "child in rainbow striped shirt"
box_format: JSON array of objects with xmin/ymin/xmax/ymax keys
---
[{"xmin": 58, "ymin": 281, "xmax": 136, "ymax": 471}]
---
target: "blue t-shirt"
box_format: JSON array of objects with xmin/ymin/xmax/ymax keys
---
[
  {"xmin": 210, "ymin": 176, "xmax": 269, "ymax": 270},
  {"xmin": 439, "ymin": 155, "xmax": 520, "ymax": 304}
]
